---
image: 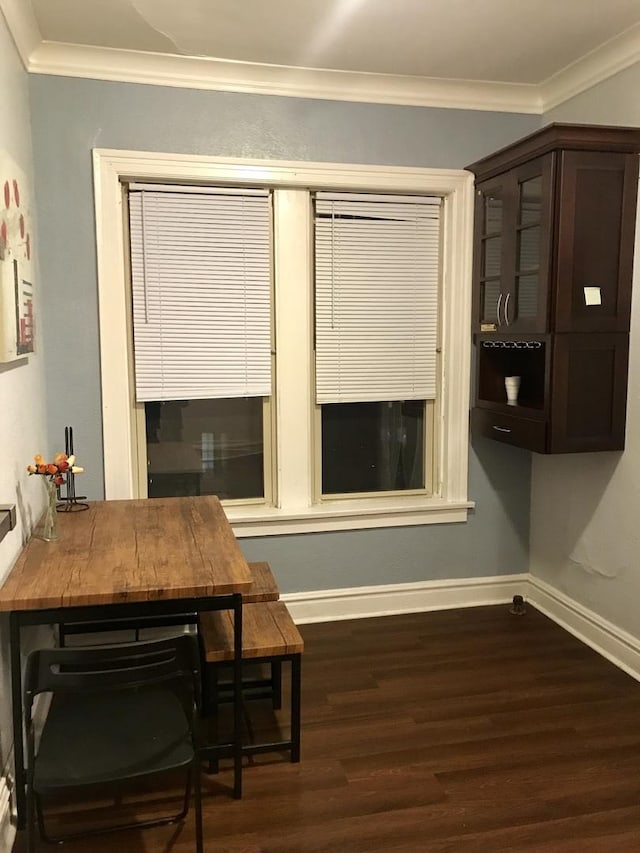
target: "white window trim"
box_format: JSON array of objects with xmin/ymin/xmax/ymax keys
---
[{"xmin": 93, "ymin": 148, "xmax": 475, "ymax": 536}]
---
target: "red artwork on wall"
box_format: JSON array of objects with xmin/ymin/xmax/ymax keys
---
[{"xmin": 0, "ymin": 151, "xmax": 34, "ymax": 361}]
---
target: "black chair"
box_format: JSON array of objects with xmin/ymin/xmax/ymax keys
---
[{"xmin": 24, "ymin": 636, "xmax": 203, "ymax": 852}]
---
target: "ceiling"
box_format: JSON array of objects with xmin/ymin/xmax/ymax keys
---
[{"xmin": 3, "ymin": 0, "xmax": 640, "ymax": 113}]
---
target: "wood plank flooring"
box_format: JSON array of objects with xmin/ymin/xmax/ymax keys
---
[{"xmin": 13, "ymin": 605, "xmax": 640, "ymax": 851}]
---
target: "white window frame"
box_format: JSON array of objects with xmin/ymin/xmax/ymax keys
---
[{"xmin": 93, "ymin": 149, "xmax": 475, "ymax": 536}]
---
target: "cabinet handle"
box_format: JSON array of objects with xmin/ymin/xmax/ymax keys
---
[
  {"xmin": 496, "ymin": 293, "xmax": 502, "ymax": 326},
  {"xmin": 492, "ymin": 425, "xmax": 512, "ymax": 433},
  {"xmin": 504, "ymin": 292, "xmax": 510, "ymax": 326}
]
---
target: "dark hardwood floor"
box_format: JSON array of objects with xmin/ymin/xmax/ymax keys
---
[{"xmin": 14, "ymin": 605, "xmax": 640, "ymax": 851}]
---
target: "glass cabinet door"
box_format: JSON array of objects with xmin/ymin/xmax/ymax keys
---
[
  {"xmin": 514, "ymin": 175, "xmax": 541, "ymax": 321},
  {"xmin": 473, "ymin": 156, "xmax": 552, "ymax": 334},
  {"xmin": 475, "ymin": 179, "xmax": 508, "ymax": 331},
  {"xmin": 506, "ymin": 156, "xmax": 552, "ymax": 332}
]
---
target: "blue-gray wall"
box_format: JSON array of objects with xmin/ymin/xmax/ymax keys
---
[
  {"xmin": 29, "ymin": 75, "xmax": 540, "ymax": 592},
  {"xmin": 528, "ymin": 64, "xmax": 640, "ymax": 638}
]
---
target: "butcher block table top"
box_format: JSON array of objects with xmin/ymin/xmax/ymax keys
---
[{"xmin": 0, "ymin": 495, "xmax": 252, "ymax": 612}]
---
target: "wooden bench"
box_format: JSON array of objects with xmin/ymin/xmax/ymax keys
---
[
  {"xmin": 205, "ymin": 559, "xmax": 283, "ymax": 707},
  {"xmin": 200, "ymin": 600, "xmax": 303, "ymax": 764},
  {"xmin": 240, "ymin": 561, "xmax": 280, "ymax": 603},
  {"xmin": 58, "ymin": 560, "xmax": 279, "ymax": 644}
]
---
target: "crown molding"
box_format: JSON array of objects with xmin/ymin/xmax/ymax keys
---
[
  {"xmin": 5, "ymin": 15, "xmax": 639, "ymax": 115},
  {"xmin": 541, "ymin": 22, "xmax": 640, "ymax": 113},
  {"xmin": 28, "ymin": 41, "xmax": 543, "ymax": 114},
  {"xmin": 0, "ymin": 0, "xmax": 41, "ymax": 70}
]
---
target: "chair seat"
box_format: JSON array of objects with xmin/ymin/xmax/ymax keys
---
[{"xmin": 34, "ymin": 687, "xmax": 193, "ymax": 791}]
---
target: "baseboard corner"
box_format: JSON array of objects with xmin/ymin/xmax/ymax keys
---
[{"xmin": 528, "ymin": 575, "xmax": 640, "ymax": 683}]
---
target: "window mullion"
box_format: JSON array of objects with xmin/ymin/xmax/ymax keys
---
[{"xmin": 273, "ymin": 189, "xmax": 314, "ymax": 510}]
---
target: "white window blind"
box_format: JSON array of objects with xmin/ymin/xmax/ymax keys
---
[
  {"xmin": 314, "ymin": 192, "xmax": 441, "ymax": 404},
  {"xmin": 129, "ymin": 187, "xmax": 272, "ymax": 402}
]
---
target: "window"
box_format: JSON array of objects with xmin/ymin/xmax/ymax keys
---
[
  {"xmin": 94, "ymin": 151, "xmax": 474, "ymax": 535},
  {"xmin": 127, "ymin": 185, "xmax": 273, "ymax": 503},
  {"xmin": 321, "ymin": 400, "xmax": 428, "ymax": 495},
  {"xmin": 314, "ymin": 192, "xmax": 441, "ymax": 499},
  {"xmin": 143, "ymin": 398, "xmax": 266, "ymax": 500}
]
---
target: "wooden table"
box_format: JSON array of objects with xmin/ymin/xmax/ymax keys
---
[{"xmin": 0, "ymin": 495, "xmax": 252, "ymax": 828}]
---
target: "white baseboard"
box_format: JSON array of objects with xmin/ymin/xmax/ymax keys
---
[
  {"xmin": 527, "ymin": 575, "xmax": 640, "ymax": 682},
  {"xmin": 0, "ymin": 775, "xmax": 15, "ymax": 853},
  {"xmin": 283, "ymin": 573, "xmax": 529, "ymax": 624},
  {"xmin": 283, "ymin": 572, "xmax": 640, "ymax": 684}
]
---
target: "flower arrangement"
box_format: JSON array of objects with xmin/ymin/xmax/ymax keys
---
[
  {"xmin": 27, "ymin": 453, "xmax": 84, "ymax": 485},
  {"xmin": 27, "ymin": 453, "xmax": 84, "ymax": 541}
]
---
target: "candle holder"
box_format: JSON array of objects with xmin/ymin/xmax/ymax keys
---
[{"xmin": 56, "ymin": 426, "xmax": 89, "ymax": 512}]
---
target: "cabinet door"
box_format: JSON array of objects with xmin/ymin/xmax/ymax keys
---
[
  {"xmin": 505, "ymin": 156, "xmax": 553, "ymax": 333},
  {"xmin": 473, "ymin": 157, "xmax": 552, "ymax": 334},
  {"xmin": 550, "ymin": 333, "xmax": 629, "ymax": 452},
  {"xmin": 472, "ymin": 176, "xmax": 511, "ymax": 332},
  {"xmin": 554, "ymin": 151, "xmax": 639, "ymax": 333}
]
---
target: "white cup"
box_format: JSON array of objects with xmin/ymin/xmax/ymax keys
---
[{"xmin": 504, "ymin": 375, "xmax": 521, "ymax": 406}]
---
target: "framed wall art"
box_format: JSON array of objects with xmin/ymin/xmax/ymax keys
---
[{"xmin": 0, "ymin": 150, "xmax": 34, "ymax": 362}]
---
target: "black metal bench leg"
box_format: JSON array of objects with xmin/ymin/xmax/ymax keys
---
[
  {"xmin": 291, "ymin": 654, "xmax": 302, "ymax": 763},
  {"xmin": 207, "ymin": 668, "xmax": 220, "ymax": 774},
  {"xmin": 193, "ymin": 755, "xmax": 204, "ymax": 853},
  {"xmin": 271, "ymin": 660, "xmax": 282, "ymax": 710}
]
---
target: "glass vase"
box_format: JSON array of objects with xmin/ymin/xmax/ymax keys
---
[{"xmin": 36, "ymin": 478, "xmax": 59, "ymax": 542}]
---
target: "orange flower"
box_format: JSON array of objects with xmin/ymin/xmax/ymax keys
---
[{"xmin": 28, "ymin": 452, "xmax": 85, "ymax": 483}]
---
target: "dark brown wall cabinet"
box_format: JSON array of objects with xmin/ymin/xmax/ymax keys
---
[{"xmin": 467, "ymin": 123, "xmax": 640, "ymax": 453}]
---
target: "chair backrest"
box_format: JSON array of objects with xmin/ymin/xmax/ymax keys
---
[{"xmin": 24, "ymin": 635, "xmax": 200, "ymax": 707}]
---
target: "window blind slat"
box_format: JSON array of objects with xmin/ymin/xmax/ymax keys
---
[
  {"xmin": 129, "ymin": 189, "xmax": 272, "ymax": 403},
  {"xmin": 314, "ymin": 193, "xmax": 441, "ymax": 404}
]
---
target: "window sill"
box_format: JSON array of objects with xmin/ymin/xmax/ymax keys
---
[{"xmin": 225, "ymin": 497, "xmax": 474, "ymax": 537}]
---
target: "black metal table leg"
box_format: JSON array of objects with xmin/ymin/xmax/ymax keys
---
[
  {"xmin": 10, "ymin": 611, "xmax": 26, "ymax": 829},
  {"xmin": 232, "ymin": 592, "xmax": 243, "ymax": 799}
]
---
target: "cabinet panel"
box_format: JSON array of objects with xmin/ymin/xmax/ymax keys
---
[
  {"xmin": 550, "ymin": 334, "xmax": 629, "ymax": 452},
  {"xmin": 554, "ymin": 151, "xmax": 638, "ymax": 333}
]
